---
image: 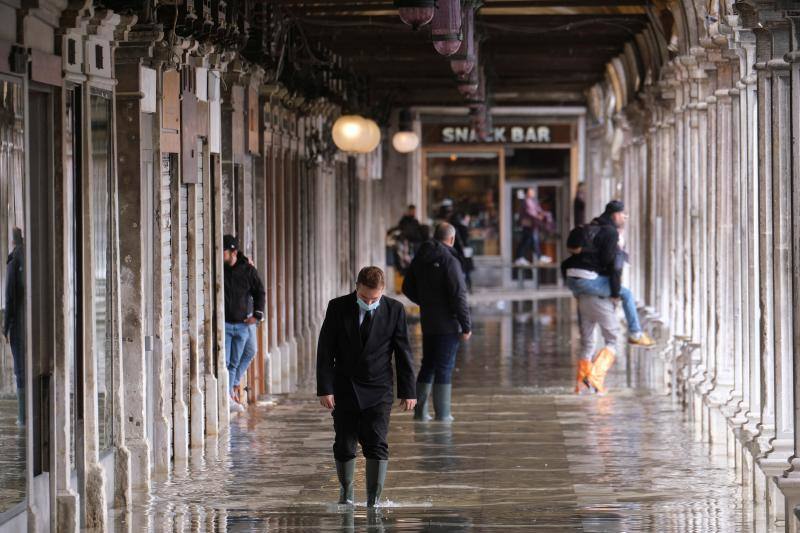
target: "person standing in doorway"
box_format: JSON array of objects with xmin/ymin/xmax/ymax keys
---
[
  {"xmin": 229, "ymin": 255, "xmax": 265, "ymax": 406},
  {"xmin": 223, "ymin": 235, "xmax": 266, "ymax": 412},
  {"xmin": 513, "ymin": 187, "xmax": 552, "ymax": 266},
  {"xmin": 574, "ymin": 182, "xmax": 587, "ymax": 226},
  {"xmin": 317, "ymin": 266, "xmax": 416, "ymax": 507},
  {"xmin": 4, "ymin": 228, "xmax": 24, "ymax": 426},
  {"xmin": 393, "ymin": 204, "xmax": 423, "ymax": 249},
  {"xmin": 402, "ymin": 223, "xmax": 471, "ymax": 422},
  {"xmin": 450, "ymin": 212, "xmax": 474, "ymax": 292}
]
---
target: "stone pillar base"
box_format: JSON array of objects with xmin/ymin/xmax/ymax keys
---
[
  {"xmin": 289, "ymin": 337, "xmax": 299, "ymax": 391},
  {"xmin": 84, "ymin": 463, "xmax": 107, "ymax": 530},
  {"xmin": 279, "ymin": 342, "xmax": 291, "ymax": 393},
  {"xmin": 125, "ymin": 439, "xmax": 151, "ymax": 492},
  {"xmin": 190, "ymin": 387, "xmax": 205, "ymax": 451},
  {"xmin": 205, "ymin": 373, "xmax": 219, "ymax": 436},
  {"xmin": 56, "ymin": 491, "xmax": 79, "ymax": 533}
]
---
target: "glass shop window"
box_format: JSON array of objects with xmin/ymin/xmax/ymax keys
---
[{"xmin": 426, "ymin": 151, "xmax": 501, "ymax": 256}]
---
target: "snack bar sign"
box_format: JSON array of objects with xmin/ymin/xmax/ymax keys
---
[{"xmin": 425, "ymin": 123, "xmax": 572, "ymax": 144}]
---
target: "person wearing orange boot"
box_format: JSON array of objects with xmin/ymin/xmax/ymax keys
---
[{"xmin": 574, "ymin": 293, "xmax": 621, "ymax": 394}]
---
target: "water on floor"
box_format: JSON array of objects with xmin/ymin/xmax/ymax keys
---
[
  {"xmin": 132, "ymin": 298, "xmax": 752, "ymax": 532},
  {"xmin": 0, "ymin": 398, "xmax": 25, "ymax": 515}
]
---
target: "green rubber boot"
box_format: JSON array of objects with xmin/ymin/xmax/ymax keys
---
[
  {"xmin": 433, "ymin": 384, "xmax": 454, "ymax": 422},
  {"xmin": 413, "ymin": 382, "xmax": 433, "ymax": 421},
  {"xmin": 16, "ymin": 386, "xmax": 25, "ymax": 426},
  {"xmin": 335, "ymin": 459, "xmax": 356, "ymax": 504},
  {"xmin": 365, "ymin": 459, "xmax": 388, "ymax": 507}
]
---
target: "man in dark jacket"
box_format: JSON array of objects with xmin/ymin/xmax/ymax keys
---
[
  {"xmin": 4, "ymin": 228, "xmax": 24, "ymax": 425},
  {"xmin": 223, "ymin": 235, "xmax": 266, "ymax": 412},
  {"xmin": 317, "ymin": 266, "xmax": 416, "ymax": 507},
  {"xmin": 562, "ymin": 201, "xmax": 653, "ymax": 346},
  {"xmin": 450, "ymin": 212, "xmax": 474, "ymax": 292},
  {"xmin": 402, "ymin": 222, "xmax": 471, "ymax": 423}
]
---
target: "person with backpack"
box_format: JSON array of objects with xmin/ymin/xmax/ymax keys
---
[
  {"xmin": 562, "ymin": 228, "xmax": 621, "ymax": 394},
  {"xmin": 562, "ymin": 200, "xmax": 654, "ymax": 347}
]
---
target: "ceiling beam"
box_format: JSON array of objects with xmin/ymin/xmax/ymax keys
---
[{"xmin": 281, "ymin": 0, "xmax": 646, "ymax": 11}]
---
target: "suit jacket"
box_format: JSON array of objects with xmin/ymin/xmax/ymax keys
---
[{"xmin": 316, "ymin": 292, "xmax": 416, "ymax": 410}]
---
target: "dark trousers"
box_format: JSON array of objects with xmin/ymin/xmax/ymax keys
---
[
  {"xmin": 9, "ymin": 326, "xmax": 24, "ymax": 390},
  {"xmin": 418, "ymin": 333, "xmax": 460, "ymax": 385},
  {"xmin": 514, "ymin": 226, "xmax": 541, "ymax": 260},
  {"xmin": 333, "ymin": 402, "xmax": 391, "ymax": 461}
]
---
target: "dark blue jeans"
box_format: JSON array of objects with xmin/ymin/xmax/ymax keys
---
[
  {"xmin": 418, "ymin": 333, "xmax": 461, "ymax": 385},
  {"xmin": 514, "ymin": 227, "xmax": 541, "ymax": 260}
]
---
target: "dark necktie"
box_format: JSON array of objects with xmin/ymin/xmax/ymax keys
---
[{"xmin": 360, "ymin": 310, "xmax": 373, "ymax": 346}]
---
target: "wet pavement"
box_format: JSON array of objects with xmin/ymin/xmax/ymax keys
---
[
  {"xmin": 136, "ymin": 298, "xmax": 753, "ymax": 532},
  {"xmin": 0, "ymin": 398, "xmax": 25, "ymax": 515}
]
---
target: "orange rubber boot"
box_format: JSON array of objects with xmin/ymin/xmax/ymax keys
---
[
  {"xmin": 575, "ymin": 360, "xmax": 593, "ymax": 394},
  {"xmin": 588, "ymin": 347, "xmax": 616, "ymax": 394}
]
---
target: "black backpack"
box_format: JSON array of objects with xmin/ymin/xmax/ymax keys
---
[
  {"xmin": 566, "ymin": 223, "xmax": 602, "ymax": 254},
  {"xmin": 567, "ymin": 222, "xmax": 627, "ymax": 270}
]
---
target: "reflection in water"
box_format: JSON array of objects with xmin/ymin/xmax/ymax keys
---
[
  {"xmin": 0, "ymin": 79, "xmax": 26, "ymax": 515},
  {"xmin": 137, "ymin": 298, "xmax": 752, "ymax": 531}
]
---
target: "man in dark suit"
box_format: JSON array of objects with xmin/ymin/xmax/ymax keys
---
[{"xmin": 317, "ymin": 266, "xmax": 416, "ymax": 507}]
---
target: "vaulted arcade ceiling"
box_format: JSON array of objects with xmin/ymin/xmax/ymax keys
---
[{"xmin": 281, "ymin": 0, "xmax": 665, "ymax": 107}]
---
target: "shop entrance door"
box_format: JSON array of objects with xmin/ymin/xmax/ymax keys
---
[{"xmin": 503, "ymin": 180, "xmax": 567, "ymax": 288}]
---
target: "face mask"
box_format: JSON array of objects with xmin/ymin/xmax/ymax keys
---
[{"xmin": 357, "ymin": 296, "xmax": 380, "ymax": 313}]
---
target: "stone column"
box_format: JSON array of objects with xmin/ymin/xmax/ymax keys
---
[
  {"xmin": 267, "ymin": 133, "xmax": 283, "ymax": 395},
  {"xmin": 697, "ymin": 54, "xmax": 719, "ymax": 435},
  {"xmin": 776, "ymin": 15, "xmax": 800, "ymax": 531},
  {"xmin": 169, "ymin": 130, "xmax": 189, "ymax": 462},
  {"xmin": 203, "ymin": 68, "xmax": 222, "ymax": 435},
  {"xmin": 753, "ymin": 23, "xmax": 780, "ymax": 510},
  {"xmin": 732, "ymin": 23, "xmax": 763, "ymax": 491},
  {"xmin": 725, "ymin": 49, "xmax": 749, "ymax": 462},
  {"xmin": 114, "ymin": 28, "xmax": 162, "ymax": 492}
]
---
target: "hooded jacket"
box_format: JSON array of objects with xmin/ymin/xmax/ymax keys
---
[
  {"xmin": 224, "ymin": 253, "xmax": 266, "ymax": 323},
  {"xmin": 402, "ymin": 240, "xmax": 471, "ymax": 335}
]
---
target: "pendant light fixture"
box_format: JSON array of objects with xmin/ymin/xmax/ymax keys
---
[
  {"xmin": 392, "ymin": 109, "xmax": 420, "ymax": 153},
  {"xmin": 359, "ymin": 118, "xmax": 382, "ymax": 153},
  {"xmin": 457, "ymin": 67, "xmax": 479, "ymax": 98},
  {"xmin": 395, "ymin": 0, "xmax": 436, "ymax": 30},
  {"xmin": 466, "ymin": 66, "xmax": 486, "ymax": 103},
  {"xmin": 432, "ymin": 0, "xmax": 462, "ymax": 56},
  {"xmin": 332, "ymin": 115, "xmax": 368, "ymax": 152},
  {"xmin": 332, "ymin": 115, "xmax": 382, "ymax": 154},
  {"xmin": 450, "ymin": 1, "xmax": 477, "ymax": 77}
]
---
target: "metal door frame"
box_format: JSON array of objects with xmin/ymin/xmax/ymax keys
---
[{"xmin": 502, "ymin": 178, "xmax": 568, "ymax": 287}]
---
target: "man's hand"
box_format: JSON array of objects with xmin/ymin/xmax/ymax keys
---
[
  {"xmin": 461, "ymin": 331, "xmax": 472, "ymax": 341},
  {"xmin": 398, "ymin": 399, "xmax": 417, "ymax": 411},
  {"xmin": 611, "ymin": 297, "xmax": 621, "ymax": 306},
  {"xmin": 244, "ymin": 316, "xmax": 258, "ymax": 325},
  {"xmin": 319, "ymin": 395, "xmax": 335, "ymax": 410}
]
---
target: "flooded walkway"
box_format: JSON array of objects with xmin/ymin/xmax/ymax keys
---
[{"xmin": 139, "ymin": 298, "xmax": 751, "ymax": 532}]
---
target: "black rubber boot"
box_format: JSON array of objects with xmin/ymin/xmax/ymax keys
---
[
  {"xmin": 365, "ymin": 459, "xmax": 388, "ymax": 507},
  {"xmin": 413, "ymin": 382, "xmax": 433, "ymax": 421},
  {"xmin": 335, "ymin": 459, "xmax": 356, "ymax": 504},
  {"xmin": 433, "ymin": 384, "xmax": 454, "ymax": 422}
]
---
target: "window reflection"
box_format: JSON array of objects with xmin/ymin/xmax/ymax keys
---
[
  {"xmin": 91, "ymin": 91, "xmax": 113, "ymax": 451},
  {"xmin": 426, "ymin": 151, "xmax": 500, "ymax": 256},
  {"xmin": 0, "ymin": 79, "xmax": 26, "ymax": 513}
]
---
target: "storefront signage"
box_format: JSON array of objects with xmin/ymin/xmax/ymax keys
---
[{"xmin": 423, "ymin": 123, "xmax": 572, "ymax": 145}]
